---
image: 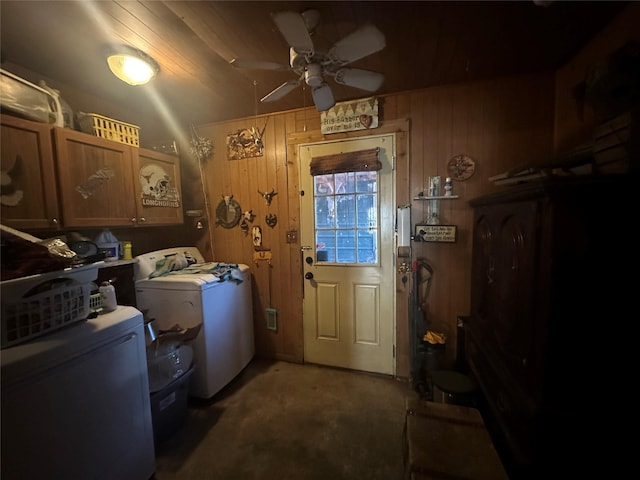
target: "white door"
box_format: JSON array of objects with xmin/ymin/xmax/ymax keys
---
[{"xmin": 299, "ymin": 134, "xmax": 395, "ymax": 375}]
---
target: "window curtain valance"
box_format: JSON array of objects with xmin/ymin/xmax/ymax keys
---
[{"xmin": 310, "ymin": 148, "xmax": 381, "ymax": 176}]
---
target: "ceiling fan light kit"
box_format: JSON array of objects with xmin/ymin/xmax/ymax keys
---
[
  {"xmin": 230, "ymin": 9, "xmax": 386, "ymax": 112},
  {"xmin": 305, "ymin": 64, "xmax": 324, "ymax": 87},
  {"xmin": 333, "ymin": 68, "xmax": 384, "ymax": 92},
  {"xmin": 312, "ymin": 85, "xmax": 335, "ymax": 113}
]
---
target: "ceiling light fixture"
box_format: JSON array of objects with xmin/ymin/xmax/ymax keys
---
[{"xmin": 107, "ymin": 46, "xmax": 159, "ymax": 85}]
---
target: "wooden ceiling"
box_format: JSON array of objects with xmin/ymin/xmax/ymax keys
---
[{"xmin": 0, "ymin": 1, "xmax": 627, "ymax": 127}]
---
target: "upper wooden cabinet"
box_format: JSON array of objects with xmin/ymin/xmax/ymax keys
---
[
  {"xmin": 54, "ymin": 127, "xmax": 183, "ymax": 228},
  {"xmin": 2, "ymin": 115, "xmax": 184, "ymax": 230},
  {"xmin": 1, "ymin": 115, "xmax": 61, "ymax": 229}
]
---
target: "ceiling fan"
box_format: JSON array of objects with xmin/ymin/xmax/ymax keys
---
[{"xmin": 230, "ymin": 9, "xmax": 386, "ymax": 112}]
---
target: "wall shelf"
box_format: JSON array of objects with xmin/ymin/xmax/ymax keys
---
[
  {"xmin": 413, "ymin": 195, "xmax": 459, "ymax": 200},
  {"xmin": 413, "ymin": 195, "xmax": 459, "ymax": 226}
]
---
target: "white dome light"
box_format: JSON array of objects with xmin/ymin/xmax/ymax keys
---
[{"xmin": 107, "ymin": 47, "xmax": 158, "ymax": 86}]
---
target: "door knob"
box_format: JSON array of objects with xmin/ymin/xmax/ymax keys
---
[{"xmin": 305, "ymin": 272, "xmax": 314, "ymax": 280}]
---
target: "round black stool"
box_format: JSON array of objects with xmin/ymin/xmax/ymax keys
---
[{"xmin": 431, "ymin": 370, "xmax": 477, "ymax": 407}]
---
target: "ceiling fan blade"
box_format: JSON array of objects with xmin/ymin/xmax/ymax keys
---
[
  {"xmin": 230, "ymin": 58, "xmax": 291, "ymax": 71},
  {"xmin": 271, "ymin": 11, "xmax": 314, "ymax": 54},
  {"xmin": 312, "ymin": 84, "xmax": 335, "ymax": 112},
  {"xmin": 328, "ymin": 24, "xmax": 386, "ymax": 65},
  {"xmin": 333, "ymin": 68, "xmax": 384, "ymax": 92},
  {"xmin": 260, "ymin": 80, "xmax": 301, "ymax": 103}
]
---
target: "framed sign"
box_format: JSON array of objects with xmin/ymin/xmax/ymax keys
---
[
  {"xmin": 416, "ymin": 225, "xmax": 457, "ymax": 243},
  {"xmin": 320, "ymin": 97, "xmax": 379, "ymax": 134}
]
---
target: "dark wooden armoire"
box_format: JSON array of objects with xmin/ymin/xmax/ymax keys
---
[{"xmin": 466, "ymin": 174, "xmax": 635, "ymax": 478}]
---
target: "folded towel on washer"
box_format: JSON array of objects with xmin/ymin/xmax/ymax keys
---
[
  {"xmin": 150, "ymin": 259, "xmax": 243, "ymax": 283},
  {"xmin": 149, "ymin": 252, "xmax": 190, "ymax": 278}
]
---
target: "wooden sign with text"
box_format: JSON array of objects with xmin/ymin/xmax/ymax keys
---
[{"xmin": 416, "ymin": 225, "xmax": 457, "ymax": 243}]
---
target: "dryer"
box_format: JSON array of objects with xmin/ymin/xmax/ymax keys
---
[
  {"xmin": 1, "ymin": 306, "xmax": 155, "ymax": 480},
  {"xmin": 134, "ymin": 247, "xmax": 254, "ymax": 400}
]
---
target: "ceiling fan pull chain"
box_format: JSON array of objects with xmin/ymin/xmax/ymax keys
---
[
  {"xmin": 302, "ymin": 83, "xmax": 307, "ymax": 132},
  {"xmin": 253, "ymin": 80, "xmax": 259, "ymax": 123}
]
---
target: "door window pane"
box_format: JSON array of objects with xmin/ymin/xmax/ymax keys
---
[
  {"xmin": 315, "ymin": 196, "xmax": 335, "ymax": 228},
  {"xmin": 334, "ymin": 172, "xmax": 355, "ymax": 194},
  {"xmin": 337, "ymin": 194, "xmax": 355, "ymax": 228},
  {"xmin": 313, "ymin": 171, "xmax": 378, "ymax": 264}
]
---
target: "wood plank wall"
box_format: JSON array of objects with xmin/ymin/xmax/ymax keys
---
[
  {"xmin": 195, "ymin": 71, "xmax": 556, "ymax": 378},
  {"xmin": 554, "ymin": 2, "xmax": 640, "ymax": 154}
]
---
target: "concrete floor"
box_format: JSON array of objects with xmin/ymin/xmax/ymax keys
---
[{"xmin": 151, "ymin": 358, "xmax": 414, "ymax": 480}]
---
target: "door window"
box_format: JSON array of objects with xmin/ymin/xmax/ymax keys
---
[{"xmin": 313, "ymin": 171, "xmax": 378, "ymax": 264}]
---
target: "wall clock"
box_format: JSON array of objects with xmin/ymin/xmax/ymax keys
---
[
  {"xmin": 447, "ymin": 154, "xmax": 476, "ymax": 181},
  {"xmin": 215, "ymin": 196, "xmax": 242, "ymax": 228}
]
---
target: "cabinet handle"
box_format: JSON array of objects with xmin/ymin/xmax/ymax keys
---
[
  {"xmin": 51, "ymin": 218, "xmax": 59, "ymax": 225},
  {"xmin": 131, "ymin": 218, "xmax": 137, "ymax": 224},
  {"xmin": 139, "ymin": 217, "xmax": 146, "ymax": 223}
]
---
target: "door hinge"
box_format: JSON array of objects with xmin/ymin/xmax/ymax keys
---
[
  {"xmin": 393, "ymin": 345, "xmax": 396, "ymax": 358},
  {"xmin": 392, "ymin": 154, "xmax": 396, "ymax": 171}
]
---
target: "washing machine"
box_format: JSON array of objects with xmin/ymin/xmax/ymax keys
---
[{"xmin": 134, "ymin": 247, "xmax": 254, "ymax": 399}]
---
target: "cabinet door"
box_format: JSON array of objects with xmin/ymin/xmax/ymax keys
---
[
  {"xmin": 470, "ymin": 208, "xmax": 496, "ymax": 333},
  {"xmin": 1, "ymin": 115, "xmax": 60, "ymax": 229},
  {"xmin": 53, "ymin": 128, "xmax": 137, "ymax": 227},
  {"xmin": 493, "ymin": 201, "xmax": 538, "ymax": 395},
  {"xmin": 133, "ymin": 148, "xmax": 183, "ymax": 225},
  {"xmin": 472, "ymin": 201, "xmax": 539, "ymax": 396}
]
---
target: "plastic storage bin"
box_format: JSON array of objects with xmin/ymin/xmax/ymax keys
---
[
  {"xmin": 78, "ymin": 112, "xmax": 139, "ymax": 147},
  {"xmin": 0, "ymin": 68, "xmax": 63, "ymax": 126},
  {"xmin": 150, "ymin": 365, "xmax": 194, "ymax": 448}
]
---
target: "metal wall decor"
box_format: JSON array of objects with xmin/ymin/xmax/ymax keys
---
[
  {"xmin": 252, "ymin": 226, "xmax": 262, "ymax": 247},
  {"xmin": 447, "ymin": 154, "xmax": 476, "ymax": 181},
  {"xmin": 258, "ymin": 189, "xmax": 277, "ymax": 206},
  {"xmin": 215, "ymin": 195, "xmax": 242, "ymax": 228},
  {"xmin": 265, "ymin": 214, "xmax": 277, "ymax": 228},
  {"xmin": 240, "ymin": 210, "xmax": 255, "ymax": 234},
  {"xmin": 190, "ymin": 125, "xmax": 213, "ymax": 162},
  {"xmin": 249, "ymin": 117, "xmax": 268, "ymax": 155},
  {"xmin": 227, "ymin": 128, "xmax": 264, "ymax": 160},
  {"xmin": 243, "ymin": 210, "xmax": 255, "ymax": 222}
]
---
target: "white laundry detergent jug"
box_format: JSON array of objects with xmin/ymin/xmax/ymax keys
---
[{"xmin": 96, "ymin": 229, "xmax": 119, "ymax": 261}]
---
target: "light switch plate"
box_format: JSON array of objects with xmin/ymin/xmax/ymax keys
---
[
  {"xmin": 266, "ymin": 308, "xmax": 277, "ymax": 331},
  {"xmin": 286, "ymin": 230, "xmax": 298, "ymax": 243}
]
